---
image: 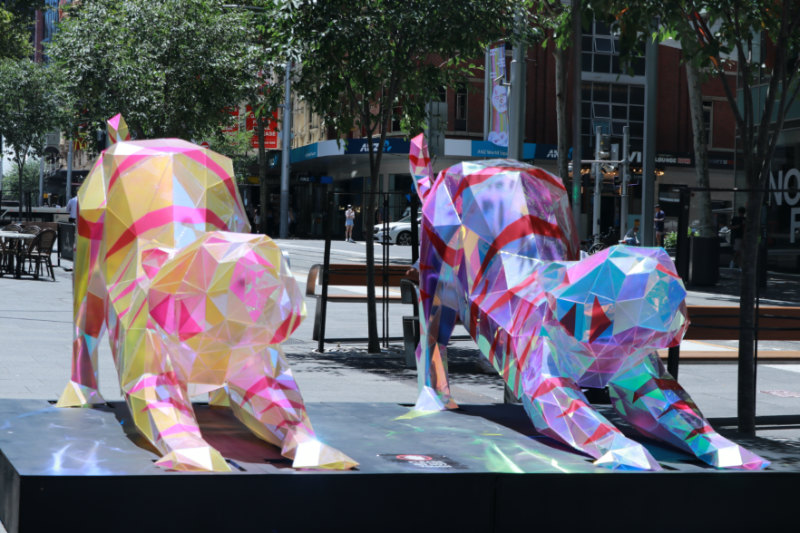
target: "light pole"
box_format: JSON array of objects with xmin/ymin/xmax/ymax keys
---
[{"xmin": 279, "ymin": 62, "xmax": 292, "ymax": 239}]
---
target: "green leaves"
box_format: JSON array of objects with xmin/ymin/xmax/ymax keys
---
[
  {"xmin": 265, "ymin": 0, "xmax": 513, "ymax": 143},
  {"xmin": 48, "ymin": 0, "xmax": 262, "ymax": 141},
  {"xmin": 0, "ymin": 58, "xmax": 66, "ymax": 159}
]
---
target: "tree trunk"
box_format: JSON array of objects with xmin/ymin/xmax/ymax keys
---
[
  {"xmin": 554, "ymin": 46, "xmax": 569, "ymax": 184},
  {"xmin": 257, "ymin": 114, "xmax": 268, "ymax": 235},
  {"xmin": 364, "ymin": 169, "xmax": 380, "ymax": 353},
  {"xmin": 16, "ymin": 150, "xmax": 26, "ymax": 222},
  {"xmin": 736, "ymin": 159, "xmax": 766, "ymax": 435},
  {"xmin": 685, "ymin": 62, "xmax": 714, "ymax": 237}
]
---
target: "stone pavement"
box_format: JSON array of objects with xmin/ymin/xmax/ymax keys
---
[{"xmin": 2, "ymin": 242, "xmax": 800, "ymax": 531}]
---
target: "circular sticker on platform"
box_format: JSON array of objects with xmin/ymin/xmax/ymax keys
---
[
  {"xmin": 378, "ymin": 453, "xmax": 467, "ymax": 470},
  {"xmin": 396, "ymin": 454, "xmax": 433, "ymax": 462}
]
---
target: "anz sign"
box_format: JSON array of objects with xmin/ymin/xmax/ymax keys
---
[{"xmin": 345, "ymin": 138, "xmax": 410, "ymax": 155}]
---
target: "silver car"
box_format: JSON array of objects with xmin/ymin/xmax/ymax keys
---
[{"xmin": 373, "ymin": 214, "xmax": 421, "ymax": 245}]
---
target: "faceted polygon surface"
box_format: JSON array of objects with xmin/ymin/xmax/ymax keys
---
[
  {"xmin": 408, "ymin": 133, "xmax": 768, "ymax": 471},
  {"xmin": 57, "ymin": 127, "xmax": 357, "ymax": 472}
]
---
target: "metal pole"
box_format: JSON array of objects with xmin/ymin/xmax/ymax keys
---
[
  {"xmin": 483, "ymin": 47, "xmax": 491, "ymax": 141},
  {"xmin": 66, "ymin": 140, "xmax": 73, "ymax": 203},
  {"xmin": 279, "ymin": 62, "xmax": 292, "ymax": 239},
  {"xmin": 508, "ymin": 10, "xmax": 526, "ymax": 160},
  {"xmin": 641, "ymin": 20, "xmax": 659, "ymax": 246},
  {"xmin": 593, "ymin": 127, "xmax": 602, "ymax": 240},
  {"xmin": 38, "ymin": 157, "xmax": 44, "ymax": 207},
  {"xmin": 571, "ymin": 0, "xmax": 583, "ymax": 237},
  {"xmin": 317, "ymin": 191, "xmax": 333, "ymax": 353},
  {"xmin": 620, "ymin": 126, "xmax": 630, "ymax": 240}
]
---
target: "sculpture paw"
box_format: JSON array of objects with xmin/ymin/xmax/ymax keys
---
[
  {"xmin": 700, "ymin": 444, "xmax": 770, "ymax": 470},
  {"xmin": 291, "ymin": 439, "xmax": 359, "ymax": 470},
  {"xmin": 155, "ymin": 446, "xmax": 231, "ymax": 472},
  {"xmin": 414, "ymin": 385, "xmax": 458, "ymax": 412},
  {"xmin": 55, "ymin": 381, "xmax": 106, "ymax": 407},
  {"xmin": 594, "ymin": 444, "xmax": 662, "ymax": 471}
]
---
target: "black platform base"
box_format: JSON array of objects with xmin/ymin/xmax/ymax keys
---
[{"xmin": 1, "ymin": 399, "xmax": 798, "ymax": 532}]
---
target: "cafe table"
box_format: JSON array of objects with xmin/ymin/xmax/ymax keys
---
[{"xmin": 0, "ymin": 231, "xmax": 36, "ymax": 279}]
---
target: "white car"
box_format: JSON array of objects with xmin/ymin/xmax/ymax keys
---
[{"xmin": 373, "ymin": 214, "xmax": 421, "ymax": 245}]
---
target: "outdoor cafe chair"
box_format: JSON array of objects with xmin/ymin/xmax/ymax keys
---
[
  {"xmin": 21, "ymin": 228, "xmax": 56, "ymax": 280},
  {"xmin": 0, "ymin": 236, "xmax": 12, "ymax": 275},
  {"xmin": 2, "ymin": 224, "xmax": 23, "ymax": 232},
  {"xmin": 21, "ymin": 225, "xmax": 41, "ymax": 235}
]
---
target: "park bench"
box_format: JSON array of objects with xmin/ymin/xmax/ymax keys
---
[
  {"xmin": 306, "ymin": 263, "xmax": 414, "ymax": 342},
  {"xmin": 663, "ymin": 305, "xmax": 800, "ymax": 378}
]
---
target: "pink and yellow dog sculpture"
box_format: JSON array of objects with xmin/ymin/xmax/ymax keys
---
[
  {"xmin": 408, "ymin": 134, "xmax": 767, "ymax": 471},
  {"xmin": 57, "ymin": 116, "xmax": 356, "ymax": 472}
]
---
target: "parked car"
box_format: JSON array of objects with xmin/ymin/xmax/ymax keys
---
[{"xmin": 373, "ymin": 214, "xmax": 421, "ymax": 245}]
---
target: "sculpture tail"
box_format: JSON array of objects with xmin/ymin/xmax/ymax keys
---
[{"xmin": 409, "ymin": 133, "xmax": 433, "ymax": 202}]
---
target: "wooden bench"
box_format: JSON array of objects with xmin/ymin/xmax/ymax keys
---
[
  {"xmin": 664, "ymin": 305, "xmax": 800, "ymax": 378},
  {"xmin": 306, "ymin": 263, "xmax": 414, "ymax": 342}
]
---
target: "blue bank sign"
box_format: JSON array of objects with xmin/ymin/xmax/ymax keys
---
[{"xmin": 344, "ymin": 138, "xmax": 411, "ymax": 155}]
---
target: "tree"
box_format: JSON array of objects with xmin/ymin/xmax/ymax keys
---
[
  {"xmin": 531, "ymin": 1, "xmax": 573, "ymax": 185},
  {"xmin": 1, "ymin": 159, "xmax": 41, "ymax": 199},
  {"xmin": 0, "ymin": 58, "xmax": 66, "ymax": 214},
  {"xmin": 47, "ymin": 0, "xmax": 262, "ymax": 141},
  {"xmin": 264, "ymin": 0, "xmax": 513, "ymax": 352},
  {"xmin": 0, "ymin": 6, "xmax": 31, "ymax": 60},
  {"xmin": 598, "ymin": 0, "xmax": 800, "ymax": 433}
]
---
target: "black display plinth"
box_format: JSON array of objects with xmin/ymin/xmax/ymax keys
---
[{"xmin": 1, "ymin": 399, "xmax": 797, "ymax": 532}]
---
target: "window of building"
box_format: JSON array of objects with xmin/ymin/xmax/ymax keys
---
[
  {"xmin": 455, "ymin": 84, "xmax": 468, "ymax": 131},
  {"xmin": 702, "ymin": 100, "xmax": 713, "ymax": 147},
  {"xmin": 391, "ymin": 103, "xmax": 402, "ymax": 132},
  {"xmin": 581, "ymin": 81, "xmax": 645, "ymax": 156}
]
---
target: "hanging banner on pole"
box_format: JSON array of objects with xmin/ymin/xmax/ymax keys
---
[{"xmin": 488, "ymin": 45, "xmax": 509, "ymax": 147}]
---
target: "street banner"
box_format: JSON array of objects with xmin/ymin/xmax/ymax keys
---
[{"xmin": 488, "ymin": 45, "xmax": 509, "ymax": 147}]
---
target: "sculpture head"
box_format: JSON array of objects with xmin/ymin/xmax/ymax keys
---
[
  {"xmin": 542, "ymin": 246, "xmax": 688, "ymax": 384},
  {"xmin": 147, "ymin": 231, "xmax": 305, "ymax": 385}
]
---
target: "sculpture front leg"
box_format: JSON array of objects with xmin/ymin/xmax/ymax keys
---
[
  {"xmin": 225, "ymin": 348, "xmax": 358, "ymax": 470},
  {"xmin": 124, "ymin": 369, "xmax": 230, "ymax": 472},
  {"xmin": 521, "ymin": 364, "xmax": 661, "ymax": 471},
  {"xmin": 608, "ymin": 353, "xmax": 769, "ymax": 470}
]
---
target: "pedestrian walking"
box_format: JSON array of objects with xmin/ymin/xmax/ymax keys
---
[
  {"xmin": 66, "ymin": 194, "xmax": 78, "ymax": 224},
  {"xmin": 654, "ymin": 204, "xmax": 666, "ymax": 247},
  {"xmin": 345, "ymin": 205, "xmax": 355, "ymax": 242}
]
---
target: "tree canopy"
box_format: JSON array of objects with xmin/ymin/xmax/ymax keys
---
[
  {"xmin": 48, "ymin": 0, "xmax": 263, "ymax": 141},
  {"xmin": 259, "ymin": 0, "xmax": 514, "ymax": 351},
  {"xmin": 0, "ymin": 58, "xmax": 66, "ymax": 208},
  {"xmin": 0, "ymin": 6, "xmax": 31, "ymax": 60}
]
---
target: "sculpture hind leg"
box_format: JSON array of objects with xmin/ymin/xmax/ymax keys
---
[
  {"xmin": 225, "ymin": 348, "xmax": 358, "ymax": 469},
  {"xmin": 57, "ymin": 255, "xmax": 108, "ymax": 407},
  {"xmin": 608, "ymin": 353, "xmax": 769, "ymax": 470},
  {"xmin": 520, "ymin": 348, "xmax": 662, "ymax": 471},
  {"xmin": 414, "ymin": 238, "xmax": 460, "ymax": 412}
]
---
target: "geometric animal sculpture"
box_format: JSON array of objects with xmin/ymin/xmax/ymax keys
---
[
  {"xmin": 57, "ymin": 124, "xmax": 357, "ymax": 471},
  {"xmin": 408, "ymin": 134, "xmax": 768, "ymax": 471}
]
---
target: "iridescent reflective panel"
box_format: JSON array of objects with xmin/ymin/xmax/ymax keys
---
[
  {"xmin": 408, "ymin": 133, "xmax": 768, "ymax": 471},
  {"xmin": 56, "ymin": 117, "xmax": 357, "ymax": 472}
]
